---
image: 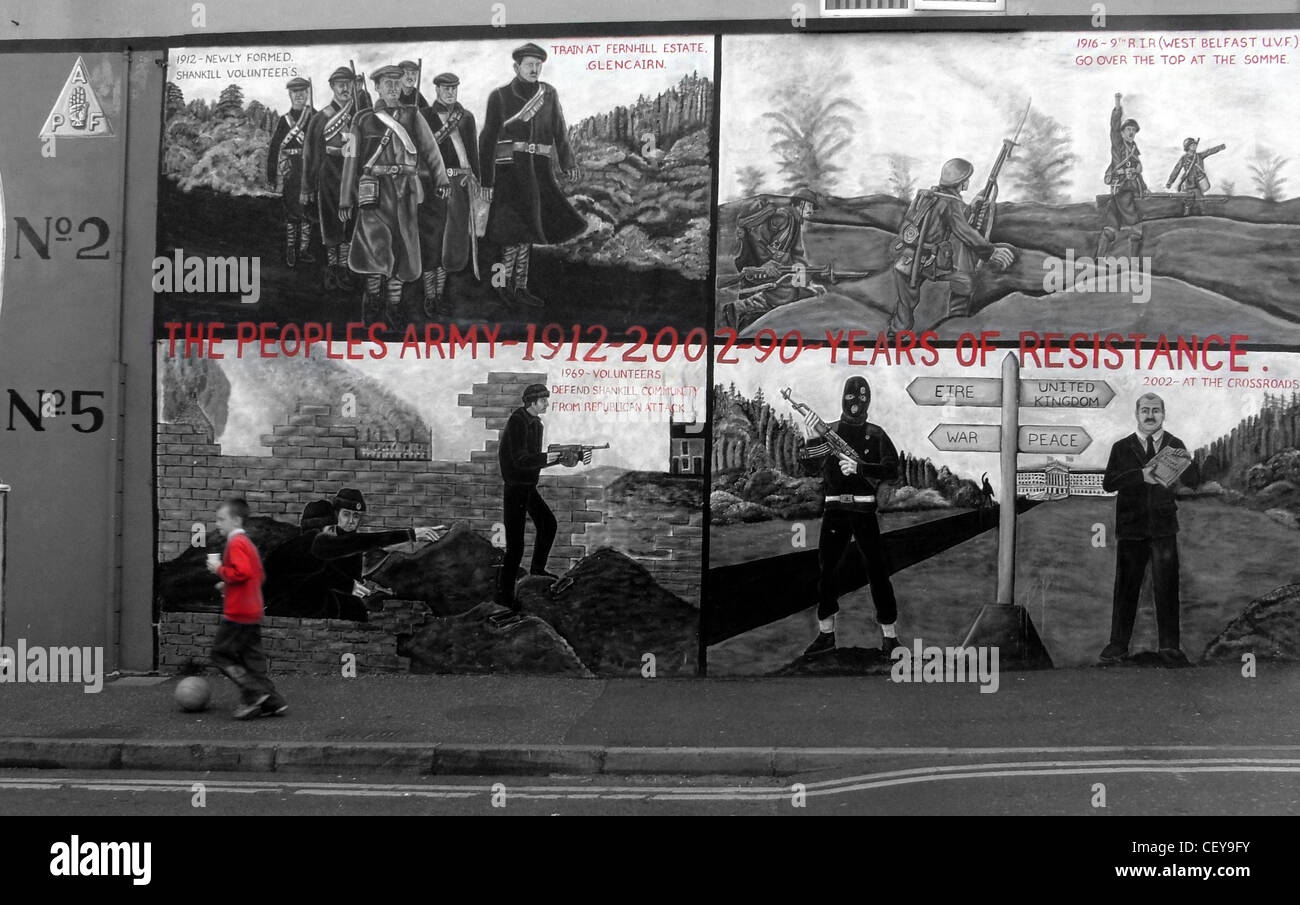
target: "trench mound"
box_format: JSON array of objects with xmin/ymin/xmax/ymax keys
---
[
  {"xmin": 401, "ymin": 602, "xmax": 591, "ymax": 676},
  {"xmin": 1203, "ymin": 583, "xmax": 1300, "ymax": 663}
]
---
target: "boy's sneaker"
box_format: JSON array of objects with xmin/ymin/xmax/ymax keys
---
[
  {"xmin": 233, "ymin": 694, "xmax": 270, "ymax": 720},
  {"xmin": 803, "ymin": 631, "xmax": 836, "ymax": 658},
  {"xmin": 260, "ymin": 695, "xmax": 289, "ymax": 717}
]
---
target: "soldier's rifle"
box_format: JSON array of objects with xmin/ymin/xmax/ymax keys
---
[
  {"xmin": 720, "ymin": 261, "xmax": 872, "ymax": 296},
  {"xmin": 780, "ymin": 388, "xmax": 867, "ymax": 467},
  {"xmin": 968, "ymin": 97, "xmax": 1031, "ymax": 239}
]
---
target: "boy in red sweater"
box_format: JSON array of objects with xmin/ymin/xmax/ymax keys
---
[{"xmin": 206, "ymin": 498, "xmax": 288, "ymax": 720}]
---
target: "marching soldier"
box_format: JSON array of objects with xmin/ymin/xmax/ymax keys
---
[
  {"xmin": 418, "ymin": 72, "xmax": 481, "ymax": 318},
  {"xmin": 1166, "ymin": 137, "xmax": 1226, "ymax": 217},
  {"xmin": 267, "ymin": 76, "xmax": 316, "ymax": 269},
  {"xmin": 339, "ymin": 65, "xmax": 450, "ymax": 322},
  {"xmin": 301, "ymin": 66, "xmax": 371, "ymax": 291},
  {"xmin": 1098, "ymin": 92, "xmax": 1148, "ymax": 256},
  {"xmin": 887, "ymin": 158, "xmax": 1016, "ymax": 334},
  {"xmin": 398, "ymin": 60, "xmax": 429, "ymax": 110},
  {"xmin": 724, "ymin": 187, "xmax": 823, "ymax": 331},
  {"xmin": 478, "ymin": 42, "xmax": 586, "ymax": 309}
]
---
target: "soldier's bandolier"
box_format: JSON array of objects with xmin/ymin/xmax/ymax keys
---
[
  {"xmin": 267, "ymin": 76, "xmax": 316, "ymax": 269},
  {"xmin": 478, "ymin": 42, "xmax": 586, "ymax": 309},
  {"xmin": 301, "ymin": 66, "xmax": 372, "ymax": 291},
  {"xmin": 340, "ymin": 66, "xmax": 449, "ymax": 321},
  {"xmin": 418, "ymin": 72, "xmax": 480, "ymax": 318}
]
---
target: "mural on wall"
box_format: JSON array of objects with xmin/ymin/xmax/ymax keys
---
[
  {"xmin": 717, "ymin": 31, "xmax": 1300, "ymax": 341},
  {"xmin": 157, "ymin": 36, "xmax": 714, "ymax": 338},
  {"xmin": 154, "ymin": 341, "xmax": 705, "ymax": 676},
  {"xmin": 706, "ymin": 346, "xmax": 1300, "ymax": 676}
]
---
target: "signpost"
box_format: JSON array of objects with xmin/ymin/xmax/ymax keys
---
[{"xmin": 907, "ymin": 356, "xmax": 1116, "ymax": 667}]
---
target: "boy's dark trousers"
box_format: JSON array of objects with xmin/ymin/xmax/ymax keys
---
[
  {"xmin": 496, "ymin": 483, "xmax": 557, "ymax": 609},
  {"xmin": 210, "ymin": 619, "xmax": 281, "ymax": 705}
]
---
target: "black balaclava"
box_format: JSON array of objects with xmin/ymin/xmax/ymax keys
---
[{"xmin": 841, "ymin": 377, "xmax": 871, "ymax": 426}]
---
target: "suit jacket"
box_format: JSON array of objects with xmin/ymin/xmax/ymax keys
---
[{"xmin": 1102, "ymin": 431, "xmax": 1200, "ymax": 539}]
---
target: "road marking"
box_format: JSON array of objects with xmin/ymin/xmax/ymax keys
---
[{"xmin": 3, "ymin": 757, "xmax": 1299, "ymax": 803}]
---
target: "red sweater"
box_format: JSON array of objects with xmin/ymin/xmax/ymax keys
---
[{"xmin": 218, "ymin": 530, "xmax": 264, "ymax": 623}]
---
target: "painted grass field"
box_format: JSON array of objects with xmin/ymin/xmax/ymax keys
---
[{"xmin": 707, "ymin": 496, "xmax": 1300, "ymax": 675}]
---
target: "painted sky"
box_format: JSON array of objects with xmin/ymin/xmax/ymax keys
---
[
  {"xmin": 720, "ymin": 30, "xmax": 1299, "ymax": 203},
  {"xmin": 718, "ymin": 348, "xmax": 1296, "ymax": 495},
  {"xmin": 163, "ymin": 342, "xmax": 706, "ymax": 472},
  {"xmin": 170, "ymin": 36, "xmax": 711, "ymax": 128}
]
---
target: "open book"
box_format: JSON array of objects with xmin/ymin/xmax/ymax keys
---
[{"xmin": 1149, "ymin": 444, "xmax": 1193, "ymax": 488}]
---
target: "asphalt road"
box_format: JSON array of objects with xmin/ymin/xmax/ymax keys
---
[{"xmin": 3, "ymin": 753, "xmax": 1297, "ymax": 816}]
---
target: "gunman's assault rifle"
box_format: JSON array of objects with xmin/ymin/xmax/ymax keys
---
[
  {"xmin": 780, "ymin": 388, "xmax": 866, "ymax": 466},
  {"xmin": 548, "ymin": 442, "xmax": 608, "ymax": 465},
  {"xmin": 719, "ymin": 261, "xmax": 872, "ymax": 298},
  {"xmin": 968, "ymin": 98, "xmax": 1032, "ymax": 239}
]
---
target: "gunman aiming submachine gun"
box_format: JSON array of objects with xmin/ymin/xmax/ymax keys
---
[
  {"xmin": 780, "ymin": 388, "xmax": 867, "ymax": 467},
  {"xmin": 547, "ymin": 442, "xmax": 609, "ymax": 466}
]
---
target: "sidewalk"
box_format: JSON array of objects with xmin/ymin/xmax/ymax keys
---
[{"xmin": 2, "ymin": 667, "xmax": 1298, "ymax": 776}]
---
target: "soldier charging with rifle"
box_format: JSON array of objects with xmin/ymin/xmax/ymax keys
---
[{"xmin": 886, "ymin": 102, "xmax": 1026, "ymax": 335}]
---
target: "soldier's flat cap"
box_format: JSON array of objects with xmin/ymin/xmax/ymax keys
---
[
  {"xmin": 371, "ymin": 65, "xmax": 404, "ymax": 83},
  {"xmin": 327, "ymin": 66, "xmax": 354, "ymax": 83},
  {"xmin": 398, "ymin": 60, "xmax": 420, "ymax": 71},
  {"xmin": 432, "ymin": 72, "xmax": 460, "ymax": 87},
  {"xmin": 512, "ymin": 42, "xmax": 548, "ymax": 62},
  {"xmin": 286, "ymin": 77, "xmax": 311, "ymax": 90}
]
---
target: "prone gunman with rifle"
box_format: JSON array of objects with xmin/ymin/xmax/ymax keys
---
[
  {"xmin": 786, "ymin": 379, "xmax": 904, "ymax": 659},
  {"xmin": 886, "ymin": 101, "xmax": 1027, "ymax": 335}
]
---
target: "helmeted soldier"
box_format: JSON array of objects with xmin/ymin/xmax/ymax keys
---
[
  {"xmin": 339, "ymin": 65, "xmax": 450, "ymax": 322},
  {"xmin": 887, "ymin": 157, "xmax": 1016, "ymax": 334},
  {"xmin": 397, "ymin": 60, "xmax": 429, "ymax": 110},
  {"xmin": 797, "ymin": 376, "xmax": 904, "ymax": 658},
  {"xmin": 301, "ymin": 66, "xmax": 372, "ymax": 291},
  {"xmin": 724, "ymin": 186, "xmax": 823, "ymax": 331},
  {"xmin": 478, "ymin": 42, "xmax": 586, "ymax": 309},
  {"xmin": 1166, "ymin": 136, "xmax": 1226, "ymax": 217},
  {"xmin": 267, "ymin": 76, "xmax": 316, "ymax": 268},
  {"xmin": 417, "ymin": 72, "xmax": 481, "ymax": 318},
  {"xmin": 1098, "ymin": 92, "xmax": 1149, "ymax": 256}
]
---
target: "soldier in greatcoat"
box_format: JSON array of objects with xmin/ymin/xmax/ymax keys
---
[
  {"xmin": 418, "ymin": 72, "xmax": 480, "ymax": 317},
  {"xmin": 267, "ymin": 76, "xmax": 316, "ymax": 268}
]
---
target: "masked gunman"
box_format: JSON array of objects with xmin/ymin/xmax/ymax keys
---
[
  {"xmin": 301, "ymin": 66, "xmax": 371, "ymax": 291},
  {"xmin": 888, "ymin": 158, "xmax": 1016, "ymax": 334},
  {"xmin": 339, "ymin": 65, "xmax": 450, "ymax": 321},
  {"xmin": 268, "ymin": 76, "xmax": 316, "ymax": 269},
  {"xmin": 478, "ymin": 42, "xmax": 586, "ymax": 309},
  {"xmin": 797, "ymin": 377, "xmax": 903, "ymax": 659},
  {"xmin": 418, "ymin": 72, "xmax": 480, "ymax": 317}
]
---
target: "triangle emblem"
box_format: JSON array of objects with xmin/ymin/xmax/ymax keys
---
[{"xmin": 39, "ymin": 56, "xmax": 114, "ymax": 138}]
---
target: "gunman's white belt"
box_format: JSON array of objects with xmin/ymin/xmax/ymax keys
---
[{"xmin": 826, "ymin": 494, "xmax": 875, "ymax": 503}]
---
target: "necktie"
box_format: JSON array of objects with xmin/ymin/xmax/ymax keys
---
[{"xmin": 1146, "ymin": 436, "xmax": 1156, "ymax": 460}]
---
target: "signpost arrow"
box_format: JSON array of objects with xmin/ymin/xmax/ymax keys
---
[
  {"xmin": 929, "ymin": 424, "xmax": 1093, "ymax": 455},
  {"xmin": 928, "ymin": 423, "xmax": 1001, "ymax": 452},
  {"xmin": 909, "ymin": 376, "xmax": 1115, "ymax": 409}
]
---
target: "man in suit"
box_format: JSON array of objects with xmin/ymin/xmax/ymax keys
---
[{"xmin": 1100, "ymin": 393, "xmax": 1201, "ymax": 666}]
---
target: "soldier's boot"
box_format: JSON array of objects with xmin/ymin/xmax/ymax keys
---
[
  {"xmin": 337, "ymin": 243, "xmax": 357, "ymax": 290},
  {"xmin": 322, "ymin": 246, "xmax": 340, "ymax": 290},
  {"xmin": 495, "ymin": 245, "xmax": 520, "ymax": 305},
  {"xmin": 385, "ymin": 276, "xmax": 406, "ymax": 322},
  {"xmin": 361, "ymin": 275, "xmax": 383, "ymax": 323},
  {"xmin": 436, "ymin": 267, "xmax": 448, "ymax": 306},
  {"xmin": 298, "ymin": 220, "xmax": 316, "ymax": 263},
  {"xmin": 284, "ymin": 221, "xmax": 298, "ymax": 269},
  {"xmin": 512, "ymin": 244, "xmax": 545, "ymax": 308},
  {"xmin": 421, "ymin": 269, "xmax": 443, "ymax": 320},
  {"xmin": 1095, "ymin": 227, "xmax": 1116, "ymax": 258}
]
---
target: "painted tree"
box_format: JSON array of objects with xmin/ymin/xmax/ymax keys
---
[
  {"xmin": 735, "ymin": 165, "xmax": 765, "ymax": 198},
  {"xmin": 1249, "ymin": 147, "xmax": 1289, "ymax": 202},
  {"xmin": 887, "ymin": 153, "xmax": 918, "ymax": 202},
  {"xmin": 1005, "ymin": 107, "xmax": 1078, "ymax": 204},
  {"xmin": 763, "ymin": 91, "xmax": 860, "ymax": 195},
  {"xmin": 216, "ymin": 84, "xmax": 245, "ymax": 118},
  {"xmin": 164, "ymin": 81, "xmax": 185, "ymax": 118}
]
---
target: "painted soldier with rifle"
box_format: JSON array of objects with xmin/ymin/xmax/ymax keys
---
[
  {"xmin": 339, "ymin": 65, "xmax": 450, "ymax": 322},
  {"xmin": 268, "ymin": 76, "xmax": 317, "ymax": 269},
  {"xmin": 398, "ymin": 60, "xmax": 430, "ymax": 110},
  {"xmin": 788, "ymin": 379, "xmax": 903, "ymax": 659},
  {"xmin": 886, "ymin": 104, "xmax": 1026, "ymax": 334},
  {"xmin": 1097, "ymin": 92, "xmax": 1148, "ymax": 256},
  {"xmin": 301, "ymin": 64, "xmax": 372, "ymax": 291},
  {"xmin": 418, "ymin": 71, "xmax": 481, "ymax": 318},
  {"xmin": 478, "ymin": 42, "xmax": 586, "ymax": 309},
  {"xmin": 1166, "ymin": 136, "xmax": 1226, "ymax": 217}
]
